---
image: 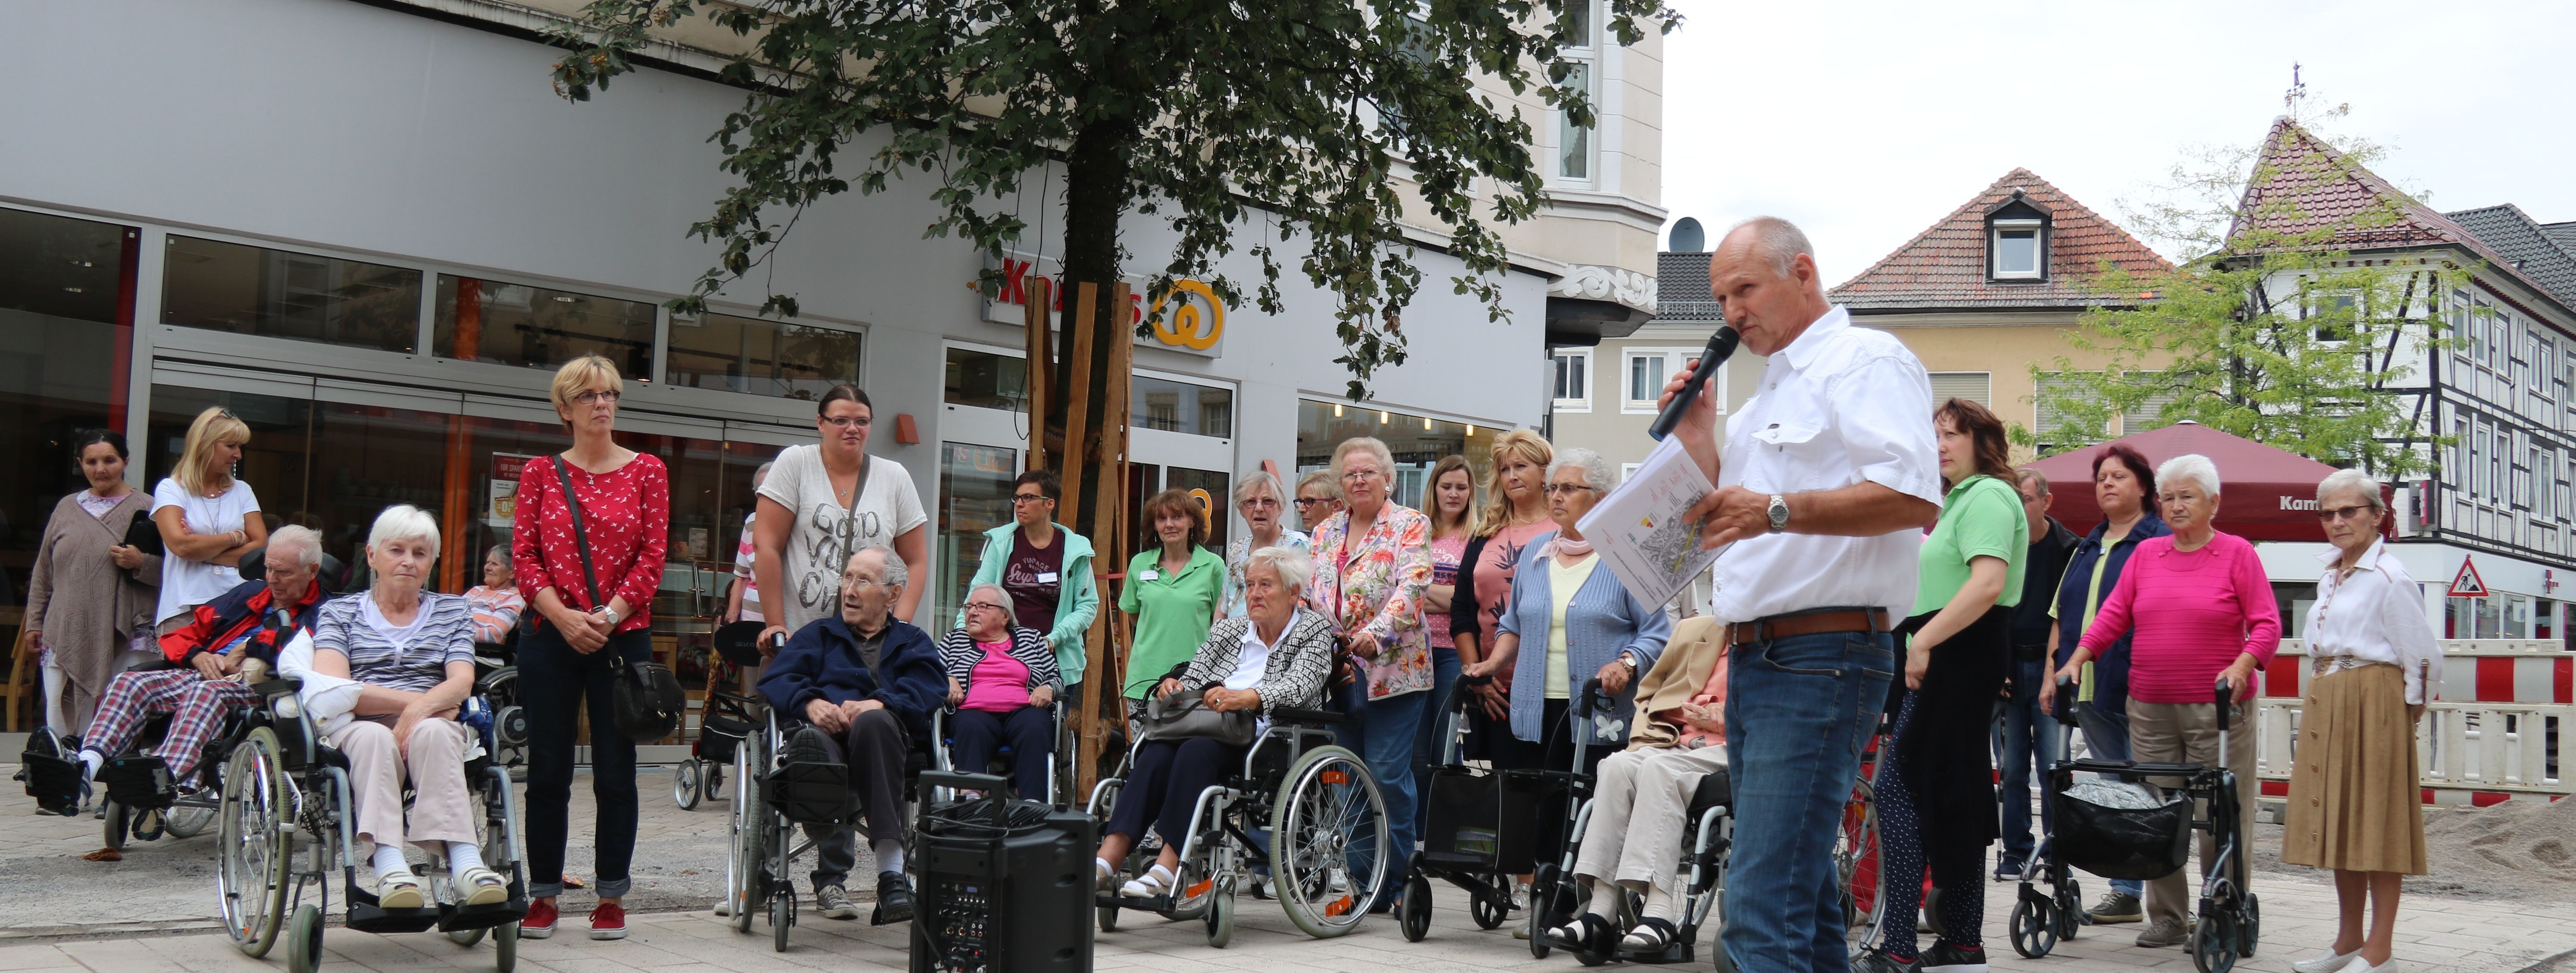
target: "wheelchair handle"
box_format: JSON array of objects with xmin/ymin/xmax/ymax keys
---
[
  {"xmin": 2050, "ymin": 676, "xmax": 2080, "ymax": 728},
  {"xmin": 1577, "ymin": 676, "xmax": 1605, "ymax": 719},
  {"xmin": 1461, "ymin": 672, "xmax": 1494, "ymax": 686},
  {"xmin": 2214, "ymin": 677, "xmax": 2234, "ymax": 732}
]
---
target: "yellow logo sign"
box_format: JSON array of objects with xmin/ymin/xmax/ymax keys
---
[{"xmin": 1149, "ymin": 279, "xmax": 1225, "ymax": 352}]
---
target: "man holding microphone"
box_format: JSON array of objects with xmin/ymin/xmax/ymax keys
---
[{"xmin": 1658, "ymin": 217, "xmax": 1941, "ymax": 973}]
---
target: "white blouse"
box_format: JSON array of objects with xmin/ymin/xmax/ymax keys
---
[{"xmin": 2304, "ymin": 539, "xmax": 2443, "ymax": 704}]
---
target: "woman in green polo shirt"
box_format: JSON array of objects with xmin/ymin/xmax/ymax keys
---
[
  {"xmin": 1118, "ymin": 488, "xmax": 1227, "ymax": 731},
  {"xmin": 1854, "ymin": 398, "xmax": 2028, "ymax": 973}
]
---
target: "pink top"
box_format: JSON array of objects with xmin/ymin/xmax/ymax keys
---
[
  {"xmin": 961, "ymin": 640, "xmax": 1032, "ymax": 713},
  {"xmin": 2077, "ymin": 532, "xmax": 2282, "ymax": 704},
  {"xmin": 1425, "ymin": 532, "xmax": 1467, "ymax": 650},
  {"xmin": 511, "ymin": 454, "xmax": 671, "ymax": 635}
]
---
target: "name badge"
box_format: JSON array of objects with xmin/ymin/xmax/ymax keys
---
[
  {"xmin": 1036, "ymin": 572, "xmax": 1060, "ymax": 583},
  {"xmin": 1139, "ymin": 570, "xmax": 1161, "ymax": 581}
]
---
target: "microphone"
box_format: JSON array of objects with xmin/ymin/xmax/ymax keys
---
[{"xmin": 1646, "ymin": 325, "xmax": 1742, "ymax": 441}]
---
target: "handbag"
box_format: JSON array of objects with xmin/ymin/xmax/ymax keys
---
[
  {"xmin": 123, "ymin": 512, "xmax": 164, "ymax": 558},
  {"xmin": 1138, "ymin": 691, "xmax": 1257, "ymax": 747},
  {"xmin": 552, "ymin": 455, "xmax": 686, "ymax": 744}
]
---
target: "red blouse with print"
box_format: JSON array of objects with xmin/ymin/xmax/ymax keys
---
[{"xmin": 511, "ymin": 453, "xmax": 670, "ymax": 635}]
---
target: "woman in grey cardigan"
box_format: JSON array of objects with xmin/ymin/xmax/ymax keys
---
[
  {"xmin": 1463, "ymin": 447, "xmax": 1670, "ymax": 898},
  {"xmin": 25, "ymin": 431, "xmax": 162, "ymax": 734}
]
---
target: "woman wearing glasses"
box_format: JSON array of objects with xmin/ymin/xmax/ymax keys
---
[
  {"xmin": 754, "ymin": 384, "xmax": 931, "ymax": 648},
  {"xmin": 961, "ymin": 469, "xmax": 1099, "ymax": 703},
  {"xmin": 1306, "ymin": 436, "xmax": 1435, "ymax": 891},
  {"xmin": 1221, "ymin": 470, "xmax": 1310, "ymax": 620},
  {"xmin": 2280, "ymin": 471, "xmax": 2438, "ymax": 973},
  {"xmin": 510, "ymin": 354, "xmax": 671, "ymax": 941},
  {"xmin": 1293, "ymin": 469, "xmax": 1344, "ymax": 531},
  {"xmin": 941, "ymin": 583, "xmax": 1063, "ymax": 799}
]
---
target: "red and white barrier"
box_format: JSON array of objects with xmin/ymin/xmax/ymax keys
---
[{"xmin": 2258, "ymin": 640, "xmax": 2568, "ymax": 808}]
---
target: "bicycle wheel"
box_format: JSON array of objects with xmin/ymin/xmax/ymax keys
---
[
  {"xmin": 218, "ymin": 728, "xmax": 293, "ymax": 958},
  {"xmin": 1271, "ymin": 745, "xmax": 1387, "ymax": 939}
]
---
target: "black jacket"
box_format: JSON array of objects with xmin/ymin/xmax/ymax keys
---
[{"xmin": 2012, "ymin": 517, "xmax": 2081, "ymax": 655}]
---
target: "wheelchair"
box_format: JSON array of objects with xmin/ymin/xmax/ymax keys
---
[
  {"xmin": 723, "ymin": 708, "xmax": 920, "ymax": 951},
  {"xmin": 15, "ymin": 667, "xmax": 267, "ymax": 854},
  {"xmin": 469, "ymin": 635, "xmax": 527, "ymax": 772},
  {"xmin": 1088, "ymin": 706, "xmax": 1390, "ymax": 948},
  {"xmin": 927, "ymin": 700, "xmax": 1066, "ymax": 806},
  {"xmin": 674, "ymin": 622, "xmax": 767, "ymax": 811},
  {"xmin": 1524, "ymin": 680, "xmax": 1735, "ymax": 967},
  {"xmin": 214, "ymin": 678, "xmax": 529, "ymax": 973}
]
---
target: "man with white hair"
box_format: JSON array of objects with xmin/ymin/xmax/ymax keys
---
[
  {"xmin": 56, "ymin": 526, "xmax": 332, "ymax": 809},
  {"xmin": 1658, "ymin": 216, "xmax": 1944, "ymax": 973},
  {"xmin": 758, "ymin": 545, "xmax": 945, "ymax": 923}
]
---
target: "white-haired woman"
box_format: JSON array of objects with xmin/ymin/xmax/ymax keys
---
[
  {"xmin": 152, "ymin": 406, "xmax": 267, "ymax": 635},
  {"xmin": 306, "ymin": 505, "xmax": 506, "ymax": 909},
  {"xmin": 2285, "ymin": 470, "xmax": 2439, "ymax": 973},
  {"xmin": 939, "ymin": 583, "xmax": 1063, "ymax": 798},
  {"xmin": 1096, "ymin": 546, "xmax": 1336, "ymax": 897},
  {"xmin": 1306, "ymin": 437, "xmax": 1435, "ymax": 889},
  {"xmin": 1222, "ymin": 469, "xmax": 1311, "ymax": 620},
  {"xmin": 2060, "ymin": 453, "xmax": 2280, "ymax": 948},
  {"xmin": 1465, "ymin": 446, "xmax": 1670, "ymax": 917}
]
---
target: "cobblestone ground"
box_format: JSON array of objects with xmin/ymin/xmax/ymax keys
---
[{"xmin": 7, "ymin": 764, "xmax": 2574, "ymax": 972}]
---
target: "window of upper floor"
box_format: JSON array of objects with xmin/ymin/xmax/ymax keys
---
[
  {"xmin": 1984, "ymin": 192, "xmax": 2050, "ymax": 282},
  {"xmin": 1623, "ymin": 347, "xmax": 1715, "ymax": 414},
  {"xmin": 1551, "ymin": 0, "xmax": 1600, "ymax": 186},
  {"xmin": 1552, "ymin": 347, "xmax": 1592, "ymax": 412}
]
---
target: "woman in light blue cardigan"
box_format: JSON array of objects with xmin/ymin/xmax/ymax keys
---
[{"xmin": 1463, "ymin": 448, "xmax": 1669, "ymax": 886}]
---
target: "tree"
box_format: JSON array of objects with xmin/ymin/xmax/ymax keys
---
[{"xmin": 2023, "ymin": 96, "xmax": 2459, "ymax": 477}]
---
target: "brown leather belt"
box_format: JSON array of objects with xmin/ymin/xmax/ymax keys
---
[{"xmin": 1727, "ymin": 608, "xmax": 1891, "ymax": 647}]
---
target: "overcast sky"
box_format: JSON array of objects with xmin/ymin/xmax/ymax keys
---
[{"xmin": 1655, "ymin": 0, "xmax": 2576, "ymax": 283}]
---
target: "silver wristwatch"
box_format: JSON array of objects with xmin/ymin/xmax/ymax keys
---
[{"xmin": 1767, "ymin": 494, "xmax": 1790, "ymax": 534}]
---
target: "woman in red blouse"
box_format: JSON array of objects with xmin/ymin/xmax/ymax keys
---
[{"xmin": 510, "ymin": 353, "xmax": 670, "ymax": 942}]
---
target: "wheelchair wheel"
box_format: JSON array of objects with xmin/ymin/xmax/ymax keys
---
[
  {"xmin": 1271, "ymin": 744, "xmax": 1387, "ymax": 939},
  {"xmin": 101, "ymin": 799, "xmax": 131, "ymax": 852},
  {"xmin": 1097, "ymin": 903, "xmax": 1119, "ymax": 933},
  {"xmin": 725, "ymin": 741, "xmax": 765, "ymax": 934},
  {"xmin": 447, "ymin": 927, "xmax": 487, "ymax": 947},
  {"xmin": 1397, "ymin": 872, "xmax": 1431, "ymax": 942},
  {"xmin": 2191, "ymin": 910, "xmax": 2239, "ymax": 973},
  {"xmin": 674, "ymin": 759, "xmax": 704, "ymax": 810},
  {"xmin": 493, "ymin": 922, "xmax": 519, "ymax": 973},
  {"xmin": 2009, "ymin": 893, "xmax": 2056, "ymax": 959},
  {"xmin": 167, "ymin": 795, "xmax": 217, "ymax": 840},
  {"xmin": 1205, "ymin": 878, "xmax": 1237, "ymax": 948},
  {"xmin": 1834, "ymin": 778, "xmax": 1879, "ymax": 942},
  {"xmin": 1469, "ymin": 874, "xmax": 1510, "ymax": 930},
  {"xmin": 770, "ymin": 883, "xmax": 795, "ymax": 953},
  {"xmin": 284, "ymin": 903, "xmax": 324, "ymax": 973},
  {"xmin": 2239, "ymin": 892, "xmax": 2261, "ymax": 957},
  {"xmin": 218, "ymin": 728, "xmax": 292, "ymax": 958}
]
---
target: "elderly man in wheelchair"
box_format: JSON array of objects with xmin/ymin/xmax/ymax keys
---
[
  {"xmin": 1542, "ymin": 615, "xmax": 1734, "ymax": 962},
  {"xmin": 27, "ymin": 525, "xmax": 330, "ymax": 821},
  {"xmin": 755, "ymin": 546, "xmax": 945, "ymax": 925},
  {"xmin": 296, "ymin": 505, "xmax": 510, "ymax": 907}
]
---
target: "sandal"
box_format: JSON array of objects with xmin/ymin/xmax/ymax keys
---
[
  {"xmin": 456, "ymin": 865, "xmax": 509, "ymax": 906},
  {"xmin": 1548, "ymin": 913, "xmax": 1618, "ymax": 951},
  {"xmin": 378, "ymin": 869, "xmax": 427, "ymax": 909},
  {"xmin": 1119, "ymin": 864, "xmax": 1175, "ymax": 899},
  {"xmin": 1621, "ymin": 917, "xmax": 1680, "ymax": 954}
]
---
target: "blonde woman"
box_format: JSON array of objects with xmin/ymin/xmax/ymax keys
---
[
  {"xmin": 1451, "ymin": 429, "xmax": 1554, "ymax": 730},
  {"xmin": 152, "ymin": 406, "xmax": 267, "ymax": 634}
]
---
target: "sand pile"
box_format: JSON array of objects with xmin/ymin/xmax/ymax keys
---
[{"xmin": 2417, "ymin": 796, "xmax": 2576, "ymax": 899}]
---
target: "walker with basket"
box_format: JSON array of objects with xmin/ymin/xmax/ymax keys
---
[{"xmin": 673, "ymin": 621, "xmax": 768, "ymax": 810}]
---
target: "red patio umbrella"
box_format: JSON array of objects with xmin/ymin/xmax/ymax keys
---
[{"xmin": 2022, "ymin": 421, "xmax": 2391, "ymax": 543}]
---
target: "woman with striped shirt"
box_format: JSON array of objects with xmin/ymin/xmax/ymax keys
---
[{"xmin": 938, "ymin": 583, "xmax": 1062, "ymax": 799}]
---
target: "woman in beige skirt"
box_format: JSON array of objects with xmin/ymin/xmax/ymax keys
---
[{"xmin": 2286, "ymin": 469, "xmax": 2442, "ymax": 973}]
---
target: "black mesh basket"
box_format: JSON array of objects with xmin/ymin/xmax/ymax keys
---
[
  {"xmin": 2051, "ymin": 785, "xmax": 2192, "ymax": 881},
  {"xmin": 698, "ymin": 713, "xmax": 754, "ymax": 764}
]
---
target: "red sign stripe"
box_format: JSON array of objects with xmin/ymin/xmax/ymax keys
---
[
  {"xmin": 2558, "ymin": 657, "xmax": 2573, "ymax": 705},
  {"xmin": 2265, "ymin": 656, "xmax": 2301, "ymax": 698},
  {"xmin": 2476, "ymin": 657, "xmax": 2515, "ymax": 703}
]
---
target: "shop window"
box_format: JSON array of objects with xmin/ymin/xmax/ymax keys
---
[
  {"xmin": 666, "ymin": 311, "xmax": 862, "ymax": 401},
  {"xmin": 1132, "ymin": 375, "xmax": 1233, "ymax": 438},
  {"xmin": 1296, "ymin": 400, "xmax": 1500, "ymax": 513},
  {"xmin": 1122, "ymin": 464, "xmax": 1234, "ymax": 564},
  {"xmin": 145, "ymin": 384, "xmax": 318, "ymax": 567},
  {"xmin": 163, "ymin": 236, "xmax": 421, "ymax": 354},
  {"xmin": 944, "ymin": 347, "xmax": 1028, "ymax": 411},
  {"xmin": 1, "ymin": 207, "xmax": 132, "ymax": 610},
  {"xmin": 2538, "ymin": 598, "xmax": 2556, "ymax": 641},
  {"xmin": 936, "ymin": 441, "xmax": 1019, "ymax": 630},
  {"xmin": 434, "ymin": 275, "xmax": 654, "ymax": 380}
]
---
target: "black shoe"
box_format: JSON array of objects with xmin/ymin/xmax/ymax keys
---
[
  {"xmin": 1923, "ymin": 941, "xmax": 1989, "ymax": 973},
  {"xmin": 872, "ymin": 871, "xmax": 914, "ymax": 925},
  {"xmin": 785, "ymin": 726, "xmax": 833, "ymax": 766},
  {"xmin": 1853, "ymin": 947, "xmax": 1921, "ymax": 973},
  {"xmin": 1993, "ymin": 857, "xmax": 2025, "ymax": 882}
]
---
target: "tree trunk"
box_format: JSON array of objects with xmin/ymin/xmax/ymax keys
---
[{"xmin": 1048, "ymin": 117, "xmax": 1137, "ymax": 795}]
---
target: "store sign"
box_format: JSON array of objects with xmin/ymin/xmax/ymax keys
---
[
  {"xmin": 489, "ymin": 452, "xmax": 536, "ymax": 528},
  {"xmin": 2450, "ymin": 556, "xmax": 2489, "ymax": 598},
  {"xmin": 981, "ymin": 253, "xmax": 1226, "ymax": 357}
]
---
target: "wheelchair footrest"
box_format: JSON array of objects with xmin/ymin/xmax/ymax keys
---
[
  {"xmin": 97, "ymin": 755, "xmax": 178, "ymax": 810},
  {"xmin": 344, "ymin": 886, "xmax": 445, "ymax": 935},
  {"xmin": 1621, "ymin": 940, "xmax": 1699, "ymax": 965},
  {"xmin": 436, "ymin": 895, "xmax": 532, "ymax": 933},
  {"xmin": 19, "ymin": 750, "xmax": 84, "ymax": 816}
]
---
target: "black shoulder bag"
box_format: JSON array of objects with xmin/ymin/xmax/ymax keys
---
[{"xmin": 553, "ymin": 455, "xmax": 685, "ymax": 744}]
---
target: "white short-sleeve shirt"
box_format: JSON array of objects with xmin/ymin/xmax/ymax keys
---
[
  {"xmin": 151, "ymin": 477, "xmax": 262, "ymax": 623},
  {"xmin": 756, "ymin": 444, "xmax": 928, "ymax": 632},
  {"xmin": 1707, "ymin": 307, "xmax": 1943, "ymax": 625}
]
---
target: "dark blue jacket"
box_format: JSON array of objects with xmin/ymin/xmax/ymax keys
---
[
  {"xmin": 758, "ymin": 614, "xmax": 945, "ymax": 743},
  {"xmin": 2051, "ymin": 511, "xmax": 2170, "ymax": 718}
]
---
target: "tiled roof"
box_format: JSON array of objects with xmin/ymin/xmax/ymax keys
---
[
  {"xmin": 2447, "ymin": 205, "xmax": 2576, "ymax": 314},
  {"xmin": 1827, "ymin": 168, "xmax": 2173, "ymax": 310},
  {"xmin": 1655, "ymin": 251, "xmax": 1720, "ymax": 320},
  {"xmin": 2544, "ymin": 221, "xmax": 2576, "ymax": 258}
]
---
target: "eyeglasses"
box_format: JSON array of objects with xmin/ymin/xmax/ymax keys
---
[
  {"xmin": 571, "ymin": 390, "xmax": 622, "ymax": 406},
  {"xmin": 1543, "ymin": 483, "xmax": 1595, "ymax": 496},
  {"xmin": 1012, "ymin": 493, "xmax": 1050, "ymax": 505},
  {"xmin": 821, "ymin": 415, "xmax": 872, "ymax": 430},
  {"xmin": 2316, "ymin": 504, "xmax": 2377, "ymax": 523},
  {"xmin": 965, "ymin": 601, "xmax": 1009, "ymax": 613}
]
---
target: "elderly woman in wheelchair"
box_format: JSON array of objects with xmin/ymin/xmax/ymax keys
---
[
  {"xmin": 937, "ymin": 583, "xmax": 1061, "ymax": 800},
  {"xmin": 1544, "ymin": 616, "xmax": 1734, "ymax": 961},
  {"xmin": 304, "ymin": 505, "xmax": 508, "ymax": 907}
]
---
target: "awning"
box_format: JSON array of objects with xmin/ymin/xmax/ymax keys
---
[{"xmin": 2022, "ymin": 421, "xmax": 2390, "ymax": 543}]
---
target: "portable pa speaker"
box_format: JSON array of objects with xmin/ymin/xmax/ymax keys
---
[{"xmin": 910, "ymin": 772, "xmax": 1094, "ymax": 973}]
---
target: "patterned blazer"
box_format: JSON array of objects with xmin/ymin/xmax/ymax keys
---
[
  {"xmin": 1177, "ymin": 609, "xmax": 1337, "ymax": 718},
  {"xmin": 936, "ymin": 626, "xmax": 1063, "ymax": 694}
]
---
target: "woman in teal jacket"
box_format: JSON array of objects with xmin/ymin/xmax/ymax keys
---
[{"xmin": 961, "ymin": 470, "xmax": 1100, "ymax": 691}]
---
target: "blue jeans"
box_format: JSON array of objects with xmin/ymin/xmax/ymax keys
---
[
  {"xmin": 1411, "ymin": 646, "xmax": 1463, "ymax": 841},
  {"xmin": 1993, "ymin": 658, "xmax": 2064, "ymax": 867},
  {"xmin": 1721, "ymin": 630, "xmax": 1894, "ymax": 973},
  {"xmin": 1334, "ymin": 679, "xmax": 1429, "ymax": 884},
  {"xmin": 519, "ymin": 627, "xmax": 651, "ymax": 899},
  {"xmin": 2074, "ymin": 702, "xmax": 2142, "ymax": 899}
]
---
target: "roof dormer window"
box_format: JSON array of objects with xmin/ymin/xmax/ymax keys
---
[{"xmin": 1991, "ymin": 219, "xmax": 2043, "ymax": 279}]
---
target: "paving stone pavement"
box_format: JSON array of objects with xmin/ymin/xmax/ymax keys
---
[{"xmin": 9, "ymin": 761, "xmax": 2574, "ymax": 972}]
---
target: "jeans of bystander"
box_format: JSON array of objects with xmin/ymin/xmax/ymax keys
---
[{"xmin": 1720, "ymin": 629, "xmax": 1895, "ymax": 973}]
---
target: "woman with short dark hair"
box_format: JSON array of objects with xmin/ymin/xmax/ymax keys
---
[{"xmin": 25, "ymin": 430, "xmax": 161, "ymax": 734}]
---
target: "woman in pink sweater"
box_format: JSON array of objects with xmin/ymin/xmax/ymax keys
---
[{"xmin": 2058, "ymin": 452, "xmax": 2279, "ymax": 949}]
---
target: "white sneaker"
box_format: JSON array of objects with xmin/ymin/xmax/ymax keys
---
[
  {"xmin": 2294, "ymin": 950, "xmax": 2360, "ymax": 973},
  {"xmin": 713, "ymin": 900, "xmax": 732, "ymax": 917},
  {"xmin": 2336, "ymin": 958, "xmax": 2398, "ymax": 973}
]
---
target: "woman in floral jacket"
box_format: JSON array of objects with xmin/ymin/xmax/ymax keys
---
[{"xmin": 1306, "ymin": 436, "xmax": 1434, "ymax": 889}]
